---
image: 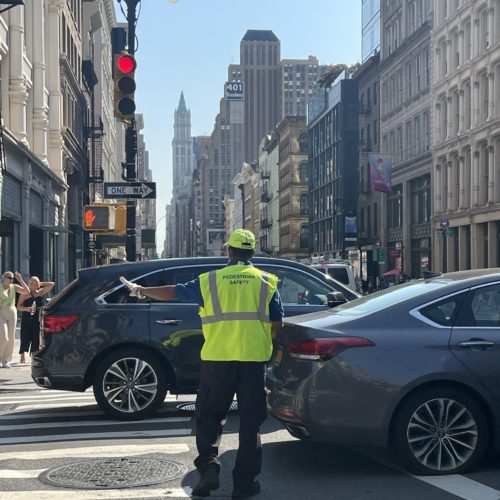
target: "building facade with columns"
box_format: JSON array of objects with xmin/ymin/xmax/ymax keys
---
[
  {"xmin": 0, "ymin": 2, "xmax": 67, "ymax": 290},
  {"xmin": 432, "ymin": 0, "xmax": 500, "ymax": 271},
  {"xmin": 380, "ymin": 0, "xmax": 434, "ymax": 278}
]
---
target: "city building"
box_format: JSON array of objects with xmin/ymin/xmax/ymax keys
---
[
  {"xmin": 135, "ymin": 114, "xmax": 155, "ymax": 260},
  {"xmin": 276, "ymin": 117, "xmax": 310, "ymax": 260},
  {"xmin": 308, "ymin": 73, "xmax": 359, "ymax": 259},
  {"xmin": 258, "ymin": 133, "xmax": 279, "ymax": 255},
  {"xmin": 171, "ymin": 91, "xmax": 195, "ymax": 257},
  {"xmin": 239, "ymin": 30, "xmax": 281, "ymax": 164},
  {"xmin": 192, "ymin": 135, "xmax": 211, "ymax": 256},
  {"xmin": 281, "ymin": 56, "xmax": 323, "ymax": 119},
  {"xmin": 380, "ymin": 0, "xmax": 434, "ymax": 278},
  {"xmin": 83, "ymin": 1, "xmax": 127, "ymax": 264},
  {"xmin": 432, "ymin": 0, "xmax": 500, "ymax": 271},
  {"xmin": 354, "ymin": 52, "xmax": 382, "ymax": 287},
  {"xmin": 0, "ymin": 2, "xmax": 67, "ymax": 290},
  {"xmin": 362, "ymin": 0, "xmax": 381, "ymax": 62}
]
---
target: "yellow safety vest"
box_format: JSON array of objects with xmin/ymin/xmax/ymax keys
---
[{"xmin": 198, "ymin": 264, "xmax": 279, "ymax": 362}]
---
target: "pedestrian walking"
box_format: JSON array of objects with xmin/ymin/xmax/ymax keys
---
[
  {"xmin": 120, "ymin": 229, "xmax": 284, "ymax": 499},
  {"xmin": 0, "ymin": 271, "xmax": 29, "ymax": 368},
  {"xmin": 17, "ymin": 277, "xmax": 55, "ymax": 363}
]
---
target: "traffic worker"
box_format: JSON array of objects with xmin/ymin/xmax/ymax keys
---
[{"xmin": 120, "ymin": 229, "xmax": 284, "ymax": 499}]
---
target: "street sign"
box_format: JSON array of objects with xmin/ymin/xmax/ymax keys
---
[
  {"xmin": 88, "ymin": 241, "xmax": 96, "ymax": 250},
  {"xmin": 374, "ymin": 240, "xmax": 381, "ymax": 248},
  {"xmin": 103, "ymin": 182, "xmax": 156, "ymax": 199},
  {"xmin": 440, "ymin": 219, "xmax": 449, "ymax": 229}
]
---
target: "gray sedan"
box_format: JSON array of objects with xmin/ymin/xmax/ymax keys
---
[{"xmin": 267, "ymin": 269, "xmax": 500, "ymax": 475}]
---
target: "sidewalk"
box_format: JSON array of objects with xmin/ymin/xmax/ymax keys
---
[{"xmin": 0, "ymin": 329, "xmax": 38, "ymax": 391}]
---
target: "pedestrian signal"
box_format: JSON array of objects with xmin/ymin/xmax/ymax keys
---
[
  {"xmin": 83, "ymin": 205, "xmax": 115, "ymax": 232},
  {"xmin": 113, "ymin": 52, "xmax": 136, "ymax": 120}
]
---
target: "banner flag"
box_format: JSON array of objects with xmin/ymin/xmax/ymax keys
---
[{"xmin": 368, "ymin": 153, "xmax": 392, "ymax": 193}]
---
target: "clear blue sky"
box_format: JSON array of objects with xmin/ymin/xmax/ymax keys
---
[{"xmin": 114, "ymin": 0, "xmax": 361, "ymax": 254}]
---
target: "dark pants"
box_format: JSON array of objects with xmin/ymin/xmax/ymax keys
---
[{"xmin": 194, "ymin": 361, "xmax": 267, "ymax": 489}]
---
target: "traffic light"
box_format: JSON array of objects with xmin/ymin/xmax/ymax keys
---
[
  {"xmin": 84, "ymin": 205, "xmax": 115, "ymax": 232},
  {"xmin": 113, "ymin": 52, "xmax": 136, "ymax": 120}
]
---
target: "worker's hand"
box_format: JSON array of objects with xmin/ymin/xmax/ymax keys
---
[{"xmin": 119, "ymin": 276, "xmax": 144, "ymax": 299}]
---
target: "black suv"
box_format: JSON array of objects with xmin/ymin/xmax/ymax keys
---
[{"xmin": 32, "ymin": 257, "xmax": 359, "ymax": 420}]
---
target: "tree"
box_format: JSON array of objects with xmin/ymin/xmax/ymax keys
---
[{"xmin": 317, "ymin": 62, "xmax": 362, "ymax": 88}]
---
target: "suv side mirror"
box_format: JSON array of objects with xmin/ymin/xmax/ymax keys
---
[{"xmin": 327, "ymin": 291, "xmax": 347, "ymax": 308}]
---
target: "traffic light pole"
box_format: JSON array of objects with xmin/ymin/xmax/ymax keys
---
[{"xmin": 124, "ymin": 0, "xmax": 140, "ymax": 261}]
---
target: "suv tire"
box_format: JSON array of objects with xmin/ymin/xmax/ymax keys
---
[{"xmin": 93, "ymin": 348, "xmax": 168, "ymax": 420}]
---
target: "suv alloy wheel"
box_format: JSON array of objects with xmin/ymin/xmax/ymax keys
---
[{"xmin": 93, "ymin": 348, "xmax": 168, "ymax": 420}]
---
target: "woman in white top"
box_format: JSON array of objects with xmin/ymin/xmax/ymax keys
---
[{"xmin": 0, "ymin": 272, "xmax": 29, "ymax": 368}]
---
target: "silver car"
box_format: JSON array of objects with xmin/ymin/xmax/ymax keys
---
[{"xmin": 267, "ymin": 269, "xmax": 500, "ymax": 475}]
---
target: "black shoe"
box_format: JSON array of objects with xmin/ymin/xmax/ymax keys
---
[
  {"xmin": 232, "ymin": 480, "xmax": 261, "ymax": 499},
  {"xmin": 191, "ymin": 465, "xmax": 220, "ymax": 497}
]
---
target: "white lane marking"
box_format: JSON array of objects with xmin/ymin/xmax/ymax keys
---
[
  {"xmin": 0, "ymin": 487, "xmax": 192, "ymax": 499},
  {"xmin": 0, "ymin": 469, "xmax": 43, "ymax": 478},
  {"xmin": 0, "ymin": 415, "xmax": 191, "ymax": 431},
  {"xmin": 0, "ymin": 402, "xmax": 97, "ymax": 414},
  {"xmin": 0, "ymin": 428, "xmax": 191, "ymax": 445},
  {"xmin": 0, "ymin": 393, "xmax": 94, "ymax": 400},
  {"xmin": 414, "ymin": 474, "xmax": 500, "ymax": 500},
  {"xmin": 0, "ymin": 410, "xmax": 105, "ymax": 420},
  {"xmin": 0, "ymin": 396, "xmax": 94, "ymax": 404},
  {"xmin": 0, "ymin": 391, "xmax": 179, "ymax": 399},
  {"xmin": 0, "ymin": 443, "xmax": 189, "ymax": 460}
]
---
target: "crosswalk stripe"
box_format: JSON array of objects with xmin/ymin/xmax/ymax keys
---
[
  {"xmin": 0, "ymin": 487, "xmax": 192, "ymax": 499},
  {"xmin": 0, "ymin": 393, "xmax": 95, "ymax": 400},
  {"xmin": 0, "ymin": 402, "xmax": 97, "ymax": 414},
  {"xmin": 0, "ymin": 443, "xmax": 189, "ymax": 460},
  {"xmin": 0, "ymin": 428, "xmax": 191, "ymax": 445},
  {"xmin": 0, "ymin": 396, "xmax": 95, "ymax": 404},
  {"xmin": 0, "ymin": 469, "xmax": 44, "ymax": 478},
  {"xmin": 0, "ymin": 415, "xmax": 191, "ymax": 431},
  {"xmin": 1, "ymin": 391, "xmax": 180, "ymax": 399}
]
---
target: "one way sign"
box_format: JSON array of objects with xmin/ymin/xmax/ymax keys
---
[{"xmin": 103, "ymin": 182, "xmax": 156, "ymax": 199}]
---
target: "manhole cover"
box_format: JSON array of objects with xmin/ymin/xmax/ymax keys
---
[
  {"xmin": 177, "ymin": 400, "xmax": 238, "ymax": 412},
  {"xmin": 39, "ymin": 458, "xmax": 187, "ymax": 489}
]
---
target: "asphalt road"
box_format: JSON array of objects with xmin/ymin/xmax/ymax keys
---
[{"xmin": 1, "ymin": 346, "xmax": 500, "ymax": 499}]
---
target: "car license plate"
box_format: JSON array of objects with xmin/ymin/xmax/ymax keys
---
[{"xmin": 274, "ymin": 348, "xmax": 283, "ymax": 366}]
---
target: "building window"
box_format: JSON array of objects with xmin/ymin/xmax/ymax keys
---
[
  {"xmin": 388, "ymin": 185, "xmax": 403, "ymax": 228},
  {"xmin": 300, "ymin": 194, "xmax": 308, "ymax": 215},
  {"xmin": 300, "ymin": 225, "xmax": 309, "ymax": 249},
  {"xmin": 406, "ymin": 62, "xmax": 412, "ymax": 99},
  {"xmin": 299, "ymin": 163, "xmax": 308, "ymax": 183},
  {"xmin": 411, "ymin": 175, "xmax": 431, "ymax": 224}
]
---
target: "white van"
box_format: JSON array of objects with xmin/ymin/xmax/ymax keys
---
[{"xmin": 311, "ymin": 262, "xmax": 358, "ymax": 292}]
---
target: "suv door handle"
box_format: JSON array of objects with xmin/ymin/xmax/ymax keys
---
[
  {"xmin": 156, "ymin": 319, "xmax": 183, "ymax": 325},
  {"xmin": 457, "ymin": 340, "xmax": 495, "ymax": 348}
]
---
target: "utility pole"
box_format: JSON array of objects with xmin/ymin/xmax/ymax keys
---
[{"xmin": 123, "ymin": 0, "xmax": 140, "ymax": 261}]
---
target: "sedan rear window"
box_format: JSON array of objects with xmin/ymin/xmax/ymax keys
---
[{"xmin": 331, "ymin": 280, "xmax": 452, "ymax": 317}]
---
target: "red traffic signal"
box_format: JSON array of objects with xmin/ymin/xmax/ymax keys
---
[
  {"xmin": 117, "ymin": 54, "xmax": 136, "ymax": 74},
  {"xmin": 113, "ymin": 52, "xmax": 137, "ymax": 120}
]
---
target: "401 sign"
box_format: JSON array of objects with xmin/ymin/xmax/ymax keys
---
[{"xmin": 225, "ymin": 81, "xmax": 244, "ymax": 101}]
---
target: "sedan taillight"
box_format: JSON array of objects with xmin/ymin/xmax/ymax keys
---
[
  {"xmin": 287, "ymin": 337, "xmax": 374, "ymax": 361},
  {"xmin": 43, "ymin": 315, "xmax": 79, "ymax": 334}
]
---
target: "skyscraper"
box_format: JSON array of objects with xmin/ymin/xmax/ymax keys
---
[
  {"xmin": 172, "ymin": 92, "xmax": 194, "ymax": 197},
  {"xmin": 240, "ymin": 30, "xmax": 281, "ymax": 164},
  {"xmin": 362, "ymin": 0, "xmax": 380, "ymax": 62},
  {"xmin": 171, "ymin": 92, "xmax": 195, "ymax": 256}
]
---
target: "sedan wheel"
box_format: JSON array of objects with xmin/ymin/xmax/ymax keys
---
[
  {"xmin": 392, "ymin": 389, "xmax": 488, "ymax": 475},
  {"xmin": 93, "ymin": 349, "xmax": 168, "ymax": 420}
]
